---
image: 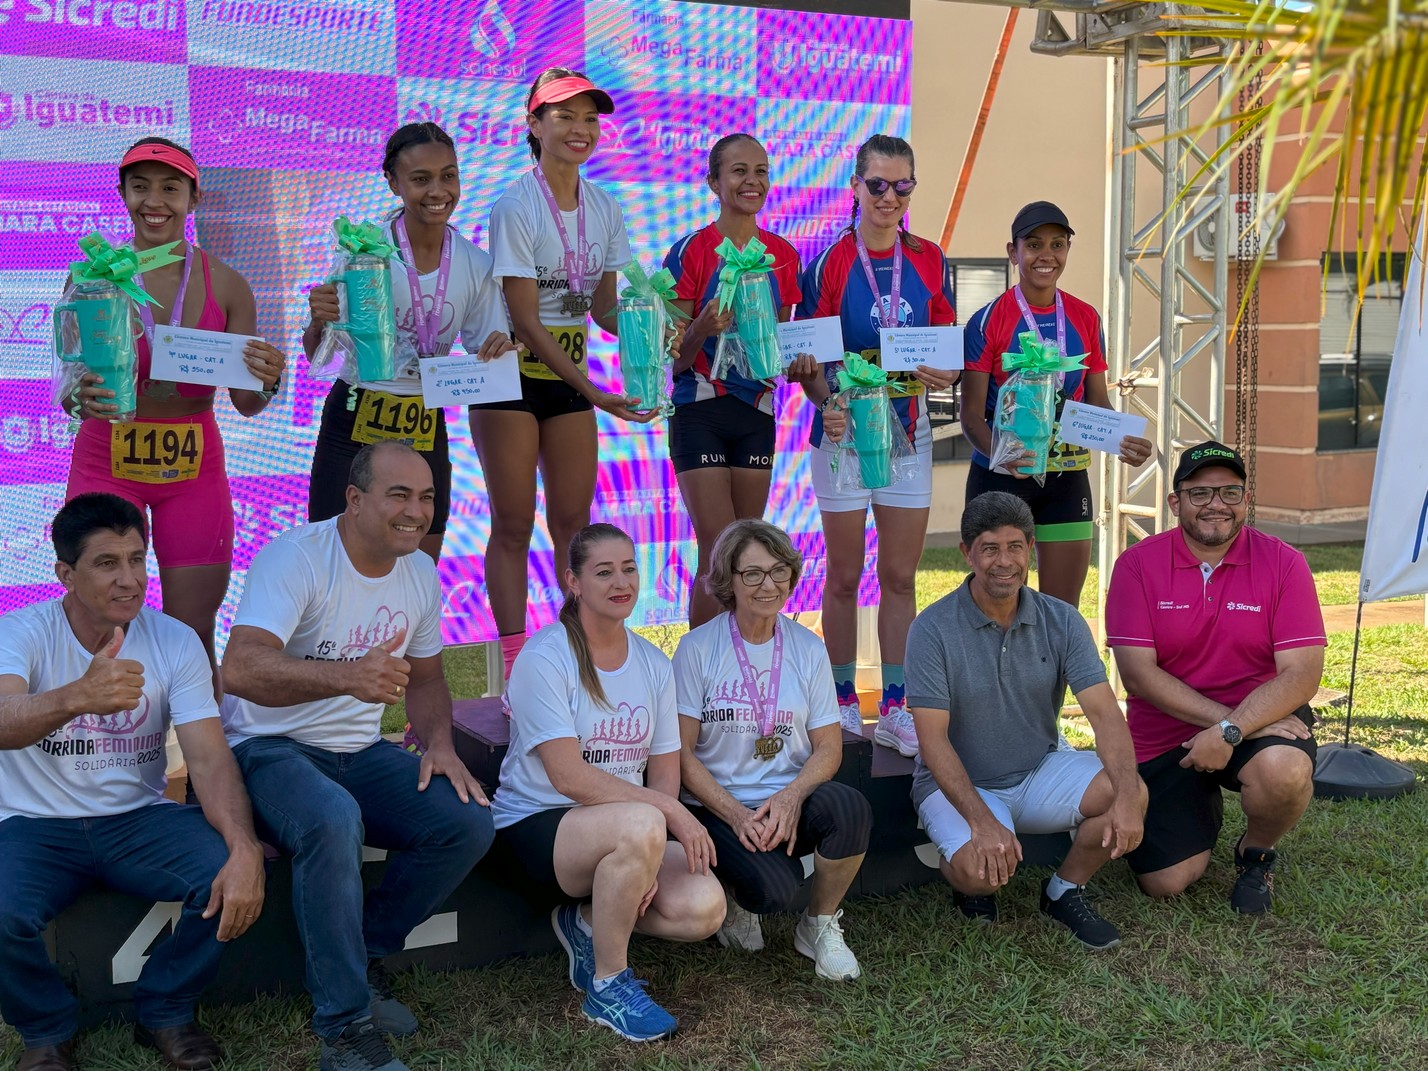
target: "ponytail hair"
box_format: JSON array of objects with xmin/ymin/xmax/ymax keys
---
[
  {"xmin": 382, "ymin": 121, "xmax": 455, "ymax": 177},
  {"xmin": 845, "ymin": 133, "xmax": 923, "ymax": 253},
  {"xmin": 526, "ymin": 66, "xmax": 587, "ymax": 162},
  {"xmin": 559, "ymin": 522, "xmax": 635, "ymax": 710}
]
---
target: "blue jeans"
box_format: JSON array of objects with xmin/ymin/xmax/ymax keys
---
[
  {"xmin": 233, "ymin": 737, "xmax": 493, "ymax": 1038},
  {"xmin": 0, "ymin": 804, "xmax": 230, "ymax": 1047}
]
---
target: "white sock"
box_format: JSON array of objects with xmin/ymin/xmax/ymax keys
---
[
  {"xmin": 1045, "ymin": 873, "xmax": 1079, "ymax": 901},
  {"xmin": 575, "ymin": 903, "xmax": 593, "ymax": 936},
  {"xmin": 592, "ymin": 972, "xmax": 620, "ymax": 993}
]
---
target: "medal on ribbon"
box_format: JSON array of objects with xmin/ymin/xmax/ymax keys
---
[{"xmin": 727, "ymin": 614, "xmax": 784, "ymax": 761}]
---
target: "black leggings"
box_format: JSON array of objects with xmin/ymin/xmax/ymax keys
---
[{"xmin": 693, "ymin": 780, "xmax": 872, "ymax": 915}]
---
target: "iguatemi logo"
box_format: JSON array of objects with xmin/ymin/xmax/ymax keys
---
[
  {"xmin": 4, "ymin": 88, "xmax": 176, "ymax": 131},
  {"xmin": 771, "ymin": 40, "xmax": 903, "ymax": 76}
]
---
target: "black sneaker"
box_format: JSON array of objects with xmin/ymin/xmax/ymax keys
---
[
  {"xmin": 953, "ymin": 890, "xmax": 999, "ymax": 923},
  {"xmin": 1039, "ymin": 882, "xmax": 1121, "ymax": 950},
  {"xmin": 319, "ymin": 1019, "xmax": 408, "ymax": 1071},
  {"xmin": 1231, "ymin": 844, "xmax": 1277, "ymax": 915},
  {"xmin": 367, "ymin": 959, "xmax": 419, "ymax": 1037}
]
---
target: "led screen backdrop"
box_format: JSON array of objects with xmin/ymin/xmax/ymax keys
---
[{"xmin": 0, "ymin": 0, "xmax": 912, "ymax": 646}]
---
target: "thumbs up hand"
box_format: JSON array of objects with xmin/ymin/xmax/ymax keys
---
[
  {"xmin": 73, "ymin": 626, "xmax": 145, "ymax": 714},
  {"xmin": 350, "ymin": 628, "xmax": 411, "ymax": 705}
]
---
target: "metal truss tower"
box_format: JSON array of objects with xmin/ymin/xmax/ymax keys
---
[{"xmin": 948, "ymin": 2, "xmax": 1234, "ymax": 639}]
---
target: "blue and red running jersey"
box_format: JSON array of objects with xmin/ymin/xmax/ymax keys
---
[
  {"xmin": 964, "ymin": 287, "xmax": 1110, "ymax": 472},
  {"xmin": 796, "ymin": 230, "xmax": 956, "ymax": 446},
  {"xmin": 662, "ymin": 223, "xmax": 803, "ymax": 414}
]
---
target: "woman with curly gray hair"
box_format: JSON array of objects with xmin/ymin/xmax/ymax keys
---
[{"xmin": 673, "ymin": 519, "xmax": 872, "ymax": 982}]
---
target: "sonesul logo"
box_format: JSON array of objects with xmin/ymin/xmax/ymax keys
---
[{"xmin": 469, "ymin": 0, "xmax": 514, "ymax": 58}]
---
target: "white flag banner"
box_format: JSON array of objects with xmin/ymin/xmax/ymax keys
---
[{"xmin": 1360, "ymin": 221, "xmax": 1428, "ymax": 603}]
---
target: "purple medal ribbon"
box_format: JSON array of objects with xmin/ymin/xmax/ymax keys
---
[
  {"xmin": 531, "ymin": 165, "xmax": 589, "ymax": 302},
  {"xmin": 855, "ymin": 230, "xmax": 903, "ymax": 330},
  {"xmin": 135, "ymin": 242, "xmax": 193, "ymax": 343},
  {"xmin": 393, "ymin": 215, "xmax": 452, "ymax": 359},
  {"xmin": 727, "ymin": 613, "xmax": 783, "ymax": 747},
  {"xmin": 1012, "ymin": 286, "xmax": 1069, "ymax": 386}
]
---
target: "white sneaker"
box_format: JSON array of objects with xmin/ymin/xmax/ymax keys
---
[
  {"xmin": 873, "ymin": 705, "xmax": 919, "ymax": 757},
  {"xmin": 794, "ymin": 910, "xmax": 861, "ymax": 981},
  {"xmin": 838, "ymin": 701, "xmax": 865, "ymax": 735},
  {"xmin": 716, "ymin": 891, "xmax": 764, "ymax": 951}
]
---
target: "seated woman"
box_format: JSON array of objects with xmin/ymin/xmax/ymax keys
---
[
  {"xmin": 490, "ymin": 523, "xmax": 725, "ymax": 1043},
  {"xmin": 673, "ymin": 519, "xmax": 872, "ymax": 981}
]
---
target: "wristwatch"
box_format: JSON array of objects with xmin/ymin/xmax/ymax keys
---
[{"xmin": 1218, "ymin": 719, "xmax": 1243, "ymax": 746}]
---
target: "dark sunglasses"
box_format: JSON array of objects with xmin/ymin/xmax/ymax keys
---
[{"xmin": 858, "ymin": 176, "xmax": 917, "ymax": 197}]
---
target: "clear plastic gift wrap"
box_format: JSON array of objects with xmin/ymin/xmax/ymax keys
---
[
  {"xmin": 616, "ymin": 261, "xmax": 687, "ymax": 419},
  {"xmin": 709, "ymin": 235, "xmax": 784, "ymax": 382},
  {"xmin": 309, "ymin": 217, "xmax": 406, "ymax": 394},
  {"xmin": 988, "ymin": 331, "xmax": 1087, "ymax": 487},
  {"xmin": 827, "ymin": 352, "xmax": 919, "ymax": 493},
  {"xmin": 52, "ymin": 231, "xmax": 176, "ymax": 425}
]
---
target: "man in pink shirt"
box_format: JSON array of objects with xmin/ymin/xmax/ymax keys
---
[{"xmin": 1105, "ymin": 442, "xmax": 1325, "ymax": 914}]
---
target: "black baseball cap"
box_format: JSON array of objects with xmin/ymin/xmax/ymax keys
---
[
  {"xmin": 1011, "ymin": 201, "xmax": 1075, "ymax": 241},
  {"xmin": 1173, "ymin": 441, "xmax": 1247, "ymax": 487}
]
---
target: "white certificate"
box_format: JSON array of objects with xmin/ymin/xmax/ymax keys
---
[
  {"xmin": 149, "ymin": 326, "xmax": 264, "ymax": 391},
  {"xmin": 1057, "ymin": 400, "xmax": 1149, "ymax": 452},
  {"xmin": 419, "ymin": 351, "xmax": 522, "ymax": 407},
  {"xmin": 879, "ymin": 326, "xmax": 964, "ymax": 371},
  {"xmin": 777, "ymin": 317, "xmax": 845, "ymax": 365}
]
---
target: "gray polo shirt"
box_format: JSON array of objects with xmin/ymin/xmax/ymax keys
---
[{"xmin": 907, "ymin": 577, "xmax": 1107, "ymax": 804}]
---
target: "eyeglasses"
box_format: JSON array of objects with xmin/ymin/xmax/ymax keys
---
[
  {"xmin": 858, "ymin": 176, "xmax": 917, "ymax": 198},
  {"xmin": 1178, "ymin": 484, "xmax": 1246, "ymax": 506},
  {"xmin": 737, "ymin": 564, "xmax": 794, "ymax": 587}
]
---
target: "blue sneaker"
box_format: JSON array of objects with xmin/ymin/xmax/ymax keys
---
[
  {"xmin": 552, "ymin": 903, "xmax": 595, "ymax": 992},
  {"xmin": 581, "ymin": 969, "xmax": 677, "ymax": 1042}
]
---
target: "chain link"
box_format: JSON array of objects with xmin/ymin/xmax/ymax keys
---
[{"xmin": 1234, "ymin": 43, "xmax": 1263, "ymax": 526}]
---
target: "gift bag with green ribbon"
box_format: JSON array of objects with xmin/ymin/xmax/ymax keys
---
[
  {"xmin": 52, "ymin": 231, "xmax": 179, "ymax": 425},
  {"xmin": 710, "ymin": 236, "xmax": 784, "ymax": 382},
  {"xmin": 311, "ymin": 217, "xmax": 399, "ymax": 393},
  {"xmin": 617, "ymin": 261, "xmax": 687, "ymax": 418},
  {"xmin": 989, "ymin": 331, "xmax": 1087, "ymax": 485},
  {"xmin": 828, "ymin": 353, "xmax": 919, "ymax": 492}
]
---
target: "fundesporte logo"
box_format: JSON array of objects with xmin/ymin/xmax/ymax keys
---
[{"xmin": 0, "ymin": 0, "xmax": 181, "ymax": 31}]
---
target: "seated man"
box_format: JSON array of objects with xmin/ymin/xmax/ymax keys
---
[
  {"xmin": 907, "ymin": 491, "xmax": 1145, "ymax": 950},
  {"xmin": 1106, "ymin": 441, "xmax": 1325, "ymax": 913},
  {"xmin": 221, "ymin": 442, "xmax": 494, "ymax": 1071},
  {"xmin": 0, "ymin": 493, "xmax": 264, "ymax": 1071}
]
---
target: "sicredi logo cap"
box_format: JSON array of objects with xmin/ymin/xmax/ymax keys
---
[{"xmin": 1173, "ymin": 440, "xmax": 1247, "ymax": 486}]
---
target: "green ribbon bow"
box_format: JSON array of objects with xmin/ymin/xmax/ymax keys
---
[
  {"xmin": 70, "ymin": 232, "xmax": 157, "ymax": 306},
  {"xmin": 621, "ymin": 261, "xmax": 689, "ymax": 321},
  {"xmin": 332, "ymin": 216, "xmax": 395, "ymax": 259},
  {"xmin": 1002, "ymin": 331, "xmax": 1087, "ymax": 375},
  {"xmin": 134, "ymin": 239, "xmax": 187, "ymax": 273},
  {"xmin": 713, "ymin": 236, "xmax": 775, "ymax": 313},
  {"xmin": 835, "ymin": 351, "xmax": 916, "ymax": 396}
]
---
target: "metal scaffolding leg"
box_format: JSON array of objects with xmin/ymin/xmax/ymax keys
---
[{"xmin": 1097, "ymin": 36, "xmax": 1232, "ymax": 651}]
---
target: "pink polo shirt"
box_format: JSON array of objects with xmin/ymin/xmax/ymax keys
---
[{"xmin": 1104, "ymin": 525, "xmax": 1326, "ymax": 763}]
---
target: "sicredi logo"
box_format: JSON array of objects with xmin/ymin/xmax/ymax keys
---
[
  {"xmin": 1, "ymin": 0, "xmax": 180, "ymax": 30},
  {"xmin": 1193, "ymin": 447, "xmax": 1236, "ymax": 460}
]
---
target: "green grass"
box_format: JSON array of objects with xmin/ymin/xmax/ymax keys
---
[{"xmin": 10, "ymin": 543, "xmax": 1428, "ymax": 1071}]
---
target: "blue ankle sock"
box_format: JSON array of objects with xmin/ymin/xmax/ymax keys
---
[
  {"xmin": 831, "ymin": 662, "xmax": 857, "ymax": 705},
  {"xmin": 881, "ymin": 663, "xmax": 905, "ymax": 707}
]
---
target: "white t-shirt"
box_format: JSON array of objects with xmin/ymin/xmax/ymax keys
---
[
  {"xmin": 673, "ymin": 613, "xmax": 841, "ymax": 807},
  {"xmin": 358, "ymin": 223, "xmax": 509, "ymax": 396},
  {"xmin": 0, "ymin": 602, "xmax": 217, "ymax": 822},
  {"xmin": 487, "ymin": 170, "xmax": 632, "ymax": 329},
  {"xmin": 223, "ymin": 518, "xmax": 443, "ymax": 753},
  {"xmin": 491, "ymin": 622, "xmax": 679, "ymax": 830}
]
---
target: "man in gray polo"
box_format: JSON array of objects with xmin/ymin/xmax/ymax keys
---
[{"xmin": 906, "ymin": 491, "xmax": 1146, "ymax": 949}]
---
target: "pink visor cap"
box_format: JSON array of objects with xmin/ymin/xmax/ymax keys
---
[{"xmin": 529, "ymin": 75, "xmax": 614, "ymax": 115}]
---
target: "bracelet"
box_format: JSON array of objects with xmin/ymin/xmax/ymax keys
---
[{"xmin": 819, "ymin": 393, "xmax": 840, "ymax": 413}]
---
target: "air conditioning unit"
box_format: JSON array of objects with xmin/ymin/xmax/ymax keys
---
[{"xmin": 1193, "ymin": 193, "xmax": 1285, "ymax": 261}]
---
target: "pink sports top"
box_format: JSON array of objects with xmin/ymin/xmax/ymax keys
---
[{"xmin": 136, "ymin": 249, "xmax": 228, "ymax": 399}]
